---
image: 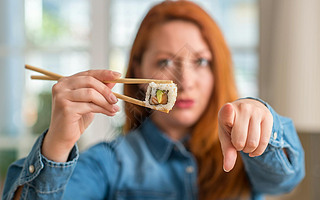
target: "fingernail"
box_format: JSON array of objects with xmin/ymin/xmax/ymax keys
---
[
  {"xmin": 109, "ymin": 93, "xmax": 118, "ymax": 104},
  {"xmin": 223, "ymin": 166, "xmax": 227, "ymax": 172},
  {"xmin": 223, "ymin": 166, "xmax": 229, "ymax": 172},
  {"xmin": 111, "ymin": 71, "xmax": 121, "ymax": 77}
]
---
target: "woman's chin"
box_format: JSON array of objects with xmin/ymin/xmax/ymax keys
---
[
  {"xmin": 151, "ymin": 107, "xmax": 201, "ymax": 129},
  {"xmin": 168, "ymin": 110, "xmax": 199, "ymax": 127}
]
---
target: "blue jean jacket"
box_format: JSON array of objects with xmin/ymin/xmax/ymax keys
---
[{"xmin": 2, "ymin": 100, "xmax": 305, "ymax": 200}]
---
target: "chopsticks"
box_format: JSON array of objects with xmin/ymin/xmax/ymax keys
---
[
  {"xmin": 31, "ymin": 75, "xmax": 59, "ymax": 80},
  {"xmin": 26, "ymin": 65, "xmax": 172, "ymax": 84},
  {"xmin": 31, "ymin": 76, "xmax": 173, "ymax": 84},
  {"xmin": 26, "ymin": 64, "xmax": 63, "ymax": 79},
  {"xmin": 103, "ymin": 78, "xmax": 172, "ymax": 84},
  {"xmin": 25, "ymin": 64, "xmax": 166, "ymax": 110}
]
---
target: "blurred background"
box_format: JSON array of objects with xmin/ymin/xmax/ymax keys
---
[{"xmin": 0, "ymin": 0, "xmax": 319, "ymax": 199}]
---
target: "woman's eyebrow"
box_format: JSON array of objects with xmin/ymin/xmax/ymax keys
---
[
  {"xmin": 152, "ymin": 49, "xmax": 211, "ymax": 58},
  {"xmin": 153, "ymin": 50, "xmax": 176, "ymax": 55},
  {"xmin": 194, "ymin": 49, "xmax": 211, "ymax": 55},
  {"xmin": 151, "ymin": 51, "xmax": 177, "ymax": 58}
]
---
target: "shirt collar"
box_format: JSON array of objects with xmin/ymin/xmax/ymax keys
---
[{"xmin": 140, "ymin": 117, "xmax": 175, "ymax": 162}]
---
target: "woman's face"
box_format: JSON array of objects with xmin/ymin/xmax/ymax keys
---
[{"xmin": 138, "ymin": 20, "xmax": 214, "ymax": 129}]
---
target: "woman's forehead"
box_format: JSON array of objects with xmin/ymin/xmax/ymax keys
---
[{"xmin": 147, "ymin": 20, "xmax": 209, "ymax": 53}]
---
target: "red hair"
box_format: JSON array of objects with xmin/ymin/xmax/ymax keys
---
[{"xmin": 124, "ymin": 1, "xmax": 250, "ymax": 199}]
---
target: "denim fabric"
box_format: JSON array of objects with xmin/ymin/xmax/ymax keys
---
[{"xmin": 3, "ymin": 99, "xmax": 305, "ymax": 200}]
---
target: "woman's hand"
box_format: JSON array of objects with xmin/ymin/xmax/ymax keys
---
[
  {"xmin": 218, "ymin": 99, "xmax": 273, "ymax": 172},
  {"xmin": 42, "ymin": 70, "xmax": 121, "ymax": 162}
]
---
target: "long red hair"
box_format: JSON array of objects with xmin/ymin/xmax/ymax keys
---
[{"xmin": 123, "ymin": 1, "xmax": 250, "ymax": 199}]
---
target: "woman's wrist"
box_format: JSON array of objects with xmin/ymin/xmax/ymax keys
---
[{"xmin": 41, "ymin": 130, "xmax": 75, "ymax": 162}]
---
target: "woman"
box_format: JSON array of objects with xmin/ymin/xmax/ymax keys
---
[{"xmin": 3, "ymin": 1, "xmax": 304, "ymax": 200}]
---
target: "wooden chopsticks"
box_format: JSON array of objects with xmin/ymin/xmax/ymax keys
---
[
  {"xmin": 31, "ymin": 75, "xmax": 173, "ymax": 84},
  {"xmin": 25, "ymin": 64, "xmax": 167, "ymax": 110},
  {"xmin": 30, "ymin": 75, "xmax": 59, "ymax": 80},
  {"xmin": 26, "ymin": 64, "xmax": 63, "ymax": 79},
  {"xmin": 103, "ymin": 78, "xmax": 172, "ymax": 84},
  {"xmin": 26, "ymin": 64, "xmax": 172, "ymax": 84}
]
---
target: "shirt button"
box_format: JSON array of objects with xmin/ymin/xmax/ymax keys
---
[
  {"xmin": 186, "ymin": 166, "xmax": 194, "ymax": 173},
  {"xmin": 29, "ymin": 165, "xmax": 35, "ymax": 174},
  {"xmin": 273, "ymin": 132, "xmax": 278, "ymax": 140}
]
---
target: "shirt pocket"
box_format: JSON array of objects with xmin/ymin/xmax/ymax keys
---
[{"xmin": 115, "ymin": 189, "xmax": 177, "ymax": 200}]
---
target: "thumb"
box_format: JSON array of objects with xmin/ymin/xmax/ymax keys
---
[
  {"xmin": 218, "ymin": 103, "xmax": 237, "ymax": 172},
  {"xmin": 218, "ymin": 103, "xmax": 235, "ymax": 131}
]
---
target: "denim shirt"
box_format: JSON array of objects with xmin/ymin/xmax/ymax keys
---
[{"xmin": 3, "ymin": 100, "xmax": 305, "ymax": 200}]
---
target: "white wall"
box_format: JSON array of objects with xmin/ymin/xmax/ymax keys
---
[
  {"xmin": 260, "ymin": 1, "xmax": 320, "ymax": 199},
  {"xmin": 259, "ymin": 0, "xmax": 320, "ymax": 133}
]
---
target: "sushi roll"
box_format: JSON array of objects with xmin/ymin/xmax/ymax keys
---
[{"xmin": 145, "ymin": 82, "xmax": 177, "ymax": 113}]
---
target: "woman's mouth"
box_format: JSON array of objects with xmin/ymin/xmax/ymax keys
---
[{"xmin": 175, "ymin": 99, "xmax": 195, "ymax": 108}]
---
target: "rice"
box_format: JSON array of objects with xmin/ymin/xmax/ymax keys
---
[{"xmin": 144, "ymin": 82, "xmax": 177, "ymax": 113}]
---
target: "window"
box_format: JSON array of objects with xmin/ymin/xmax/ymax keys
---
[{"xmin": 24, "ymin": 0, "xmax": 91, "ymax": 134}]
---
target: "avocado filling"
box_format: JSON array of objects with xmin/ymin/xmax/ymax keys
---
[
  {"xmin": 150, "ymin": 90, "xmax": 168, "ymax": 105},
  {"xmin": 156, "ymin": 90, "xmax": 164, "ymax": 103}
]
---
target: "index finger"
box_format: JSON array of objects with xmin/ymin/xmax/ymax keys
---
[
  {"xmin": 73, "ymin": 69, "xmax": 122, "ymax": 82},
  {"xmin": 219, "ymin": 124, "xmax": 238, "ymax": 172}
]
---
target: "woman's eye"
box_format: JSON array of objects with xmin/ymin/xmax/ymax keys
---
[
  {"xmin": 157, "ymin": 59, "xmax": 174, "ymax": 68},
  {"xmin": 195, "ymin": 58, "xmax": 210, "ymax": 67}
]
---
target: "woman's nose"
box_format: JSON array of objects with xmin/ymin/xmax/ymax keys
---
[{"xmin": 174, "ymin": 61, "xmax": 195, "ymax": 92}]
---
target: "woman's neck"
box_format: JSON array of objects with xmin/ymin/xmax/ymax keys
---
[{"xmin": 151, "ymin": 115, "xmax": 191, "ymax": 141}]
